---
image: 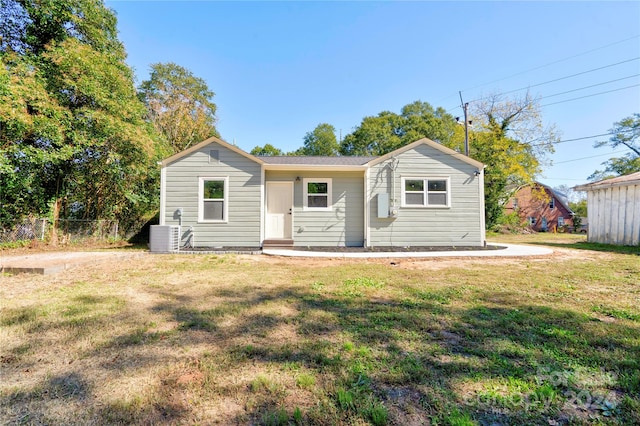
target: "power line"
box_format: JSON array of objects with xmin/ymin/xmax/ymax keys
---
[
  {"xmin": 465, "ymin": 57, "xmax": 640, "ymax": 104},
  {"xmin": 530, "ymin": 129, "xmax": 636, "ymax": 148},
  {"xmin": 553, "ymin": 149, "xmax": 631, "ymax": 164},
  {"xmin": 538, "ymin": 74, "xmax": 640, "ymax": 100},
  {"xmin": 540, "ymin": 83, "xmax": 640, "ymax": 107},
  {"xmin": 458, "ymin": 35, "xmax": 640, "ymax": 95},
  {"xmin": 543, "ymin": 177, "xmax": 593, "ymax": 181}
]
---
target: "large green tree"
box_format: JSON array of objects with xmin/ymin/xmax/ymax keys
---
[
  {"xmin": 139, "ymin": 62, "xmax": 218, "ymax": 155},
  {"xmin": 0, "ymin": 0, "xmax": 157, "ymax": 236},
  {"xmin": 294, "ymin": 123, "xmax": 339, "ymax": 156},
  {"xmin": 589, "ymin": 113, "xmax": 640, "ymax": 181},
  {"xmin": 340, "ymin": 101, "xmax": 459, "ymax": 156},
  {"xmin": 250, "ymin": 143, "xmax": 283, "ymax": 156}
]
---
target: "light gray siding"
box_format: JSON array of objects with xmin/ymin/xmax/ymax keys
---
[
  {"xmin": 163, "ymin": 142, "xmax": 262, "ymax": 247},
  {"xmin": 266, "ymin": 171, "xmax": 365, "ymax": 246},
  {"xmin": 368, "ymin": 144, "xmax": 483, "ymax": 247}
]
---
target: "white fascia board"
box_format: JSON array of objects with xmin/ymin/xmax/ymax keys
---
[{"xmin": 262, "ymin": 164, "xmax": 369, "ymax": 172}]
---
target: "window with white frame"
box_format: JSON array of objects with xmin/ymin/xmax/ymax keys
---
[
  {"xmin": 549, "ymin": 198, "xmax": 555, "ymax": 209},
  {"xmin": 558, "ymin": 216, "xmax": 564, "ymax": 227},
  {"xmin": 199, "ymin": 177, "xmax": 228, "ymax": 222},
  {"xmin": 303, "ymin": 178, "xmax": 332, "ymax": 210},
  {"xmin": 529, "ymin": 217, "xmax": 536, "ymax": 226},
  {"xmin": 402, "ymin": 177, "xmax": 449, "ymax": 207}
]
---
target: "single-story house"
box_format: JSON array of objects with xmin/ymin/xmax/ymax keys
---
[
  {"xmin": 153, "ymin": 136, "xmax": 486, "ymax": 251},
  {"xmin": 574, "ymin": 171, "xmax": 640, "ymax": 246},
  {"xmin": 504, "ymin": 182, "xmax": 574, "ymax": 232}
]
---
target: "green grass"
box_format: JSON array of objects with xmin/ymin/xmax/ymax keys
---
[{"xmin": 1, "ymin": 233, "xmax": 639, "ymax": 425}]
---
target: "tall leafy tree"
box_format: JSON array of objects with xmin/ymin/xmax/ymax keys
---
[
  {"xmin": 0, "ymin": 0, "xmax": 157, "ymax": 237},
  {"xmin": 295, "ymin": 123, "xmax": 339, "ymax": 156},
  {"xmin": 250, "ymin": 144, "xmax": 283, "ymax": 156},
  {"xmin": 589, "ymin": 113, "xmax": 640, "ymax": 181},
  {"xmin": 469, "ymin": 93, "xmax": 557, "ymax": 228},
  {"xmin": 139, "ymin": 62, "xmax": 218, "ymax": 154},
  {"xmin": 340, "ymin": 101, "xmax": 458, "ymax": 155}
]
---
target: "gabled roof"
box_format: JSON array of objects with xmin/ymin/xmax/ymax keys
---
[
  {"xmin": 160, "ymin": 136, "xmax": 264, "ymax": 167},
  {"xmin": 536, "ymin": 182, "xmax": 574, "ymax": 215},
  {"xmin": 260, "ymin": 156, "xmax": 376, "ymax": 165},
  {"xmin": 160, "ymin": 136, "xmax": 485, "ymax": 171},
  {"xmin": 574, "ymin": 171, "xmax": 640, "ymax": 191},
  {"xmin": 367, "ymin": 138, "xmax": 484, "ymax": 169}
]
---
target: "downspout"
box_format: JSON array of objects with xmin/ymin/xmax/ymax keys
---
[
  {"xmin": 260, "ymin": 164, "xmax": 265, "ymax": 246},
  {"xmin": 364, "ymin": 167, "xmax": 370, "ymax": 247},
  {"xmin": 159, "ymin": 163, "xmax": 166, "ymax": 226},
  {"xmin": 479, "ymin": 166, "xmax": 486, "ymax": 246}
]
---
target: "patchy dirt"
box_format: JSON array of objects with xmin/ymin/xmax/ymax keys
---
[
  {"xmin": 0, "ymin": 251, "xmax": 146, "ymax": 275},
  {"xmin": 0, "ymin": 243, "xmax": 616, "ymax": 278}
]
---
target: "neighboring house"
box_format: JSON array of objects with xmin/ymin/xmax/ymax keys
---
[
  {"xmin": 155, "ymin": 136, "xmax": 486, "ymax": 250},
  {"xmin": 505, "ymin": 182, "xmax": 574, "ymax": 232},
  {"xmin": 574, "ymin": 171, "xmax": 640, "ymax": 246}
]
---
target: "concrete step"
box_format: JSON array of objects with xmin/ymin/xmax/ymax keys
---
[{"xmin": 262, "ymin": 239, "xmax": 294, "ymax": 249}]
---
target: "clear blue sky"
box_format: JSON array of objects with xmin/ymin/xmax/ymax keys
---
[{"xmin": 107, "ymin": 1, "xmax": 640, "ymax": 191}]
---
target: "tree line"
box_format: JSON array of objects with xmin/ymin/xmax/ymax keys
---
[
  {"xmin": 2, "ymin": 1, "xmax": 637, "ymax": 238},
  {"xmin": 0, "ymin": 0, "xmax": 216, "ymax": 238}
]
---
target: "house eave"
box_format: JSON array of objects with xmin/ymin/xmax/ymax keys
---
[
  {"xmin": 263, "ymin": 164, "xmax": 369, "ymax": 172},
  {"xmin": 160, "ymin": 136, "xmax": 264, "ymax": 168},
  {"xmin": 367, "ymin": 138, "xmax": 485, "ymax": 170},
  {"xmin": 574, "ymin": 180, "xmax": 640, "ymax": 191}
]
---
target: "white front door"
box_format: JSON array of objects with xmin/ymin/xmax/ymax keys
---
[{"xmin": 266, "ymin": 182, "xmax": 293, "ymax": 239}]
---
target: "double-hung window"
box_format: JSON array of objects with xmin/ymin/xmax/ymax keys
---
[
  {"xmin": 402, "ymin": 177, "xmax": 450, "ymax": 207},
  {"xmin": 303, "ymin": 178, "xmax": 332, "ymax": 210},
  {"xmin": 199, "ymin": 177, "xmax": 228, "ymax": 222}
]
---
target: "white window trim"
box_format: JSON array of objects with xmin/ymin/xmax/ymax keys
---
[
  {"xmin": 303, "ymin": 178, "xmax": 332, "ymax": 211},
  {"xmin": 401, "ymin": 176, "xmax": 451, "ymax": 208},
  {"xmin": 198, "ymin": 176, "xmax": 229, "ymax": 223}
]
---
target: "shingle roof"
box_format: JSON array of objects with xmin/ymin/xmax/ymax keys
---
[
  {"xmin": 574, "ymin": 171, "xmax": 640, "ymax": 191},
  {"xmin": 259, "ymin": 156, "xmax": 377, "ymax": 165}
]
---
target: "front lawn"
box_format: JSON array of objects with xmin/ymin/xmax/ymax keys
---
[{"xmin": 1, "ymin": 235, "xmax": 639, "ymax": 425}]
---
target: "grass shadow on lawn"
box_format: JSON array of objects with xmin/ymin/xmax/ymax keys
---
[
  {"xmin": 98, "ymin": 286, "xmax": 639, "ymax": 425},
  {"xmin": 2, "ymin": 261, "xmax": 640, "ymax": 425}
]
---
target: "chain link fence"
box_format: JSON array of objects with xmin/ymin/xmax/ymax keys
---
[
  {"xmin": 0, "ymin": 218, "xmax": 48, "ymax": 243},
  {"xmin": 0, "ymin": 218, "xmax": 119, "ymax": 244}
]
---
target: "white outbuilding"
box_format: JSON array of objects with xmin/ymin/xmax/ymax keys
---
[{"xmin": 574, "ymin": 171, "xmax": 640, "ymax": 246}]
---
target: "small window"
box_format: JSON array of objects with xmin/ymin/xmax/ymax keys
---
[
  {"xmin": 199, "ymin": 177, "xmax": 227, "ymax": 222},
  {"xmin": 512, "ymin": 197, "xmax": 518, "ymax": 209},
  {"xmin": 303, "ymin": 178, "xmax": 332, "ymax": 210},
  {"xmin": 549, "ymin": 198, "xmax": 555, "ymax": 209},
  {"xmin": 558, "ymin": 217, "xmax": 564, "ymax": 227},
  {"xmin": 402, "ymin": 177, "xmax": 449, "ymax": 207},
  {"xmin": 529, "ymin": 217, "xmax": 536, "ymax": 226}
]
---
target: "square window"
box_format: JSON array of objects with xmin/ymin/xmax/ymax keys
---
[{"xmin": 303, "ymin": 178, "xmax": 332, "ymax": 210}]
